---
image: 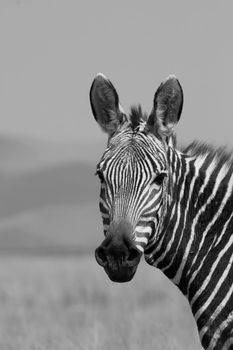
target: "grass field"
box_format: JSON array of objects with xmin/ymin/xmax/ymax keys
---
[{"xmin": 0, "ymin": 255, "xmax": 202, "ymax": 350}]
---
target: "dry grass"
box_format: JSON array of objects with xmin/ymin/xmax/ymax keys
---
[{"xmin": 0, "ymin": 255, "xmax": 202, "ymax": 350}]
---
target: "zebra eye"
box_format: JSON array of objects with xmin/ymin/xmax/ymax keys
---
[
  {"xmin": 95, "ymin": 170, "xmax": 105, "ymax": 183},
  {"xmin": 152, "ymin": 172, "xmax": 167, "ymax": 186}
]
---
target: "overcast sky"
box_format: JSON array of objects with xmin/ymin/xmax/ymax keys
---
[{"xmin": 1, "ymin": 1, "xmax": 233, "ymax": 147}]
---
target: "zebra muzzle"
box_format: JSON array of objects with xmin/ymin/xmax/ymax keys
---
[{"xmin": 95, "ymin": 220, "xmax": 142, "ymax": 282}]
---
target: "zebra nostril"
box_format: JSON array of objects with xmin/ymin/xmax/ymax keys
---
[
  {"xmin": 95, "ymin": 246, "xmax": 108, "ymax": 266},
  {"xmin": 127, "ymin": 247, "xmax": 141, "ymax": 263}
]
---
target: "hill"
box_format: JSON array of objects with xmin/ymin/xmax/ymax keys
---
[{"xmin": 0, "ymin": 136, "xmax": 103, "ymax": 255}]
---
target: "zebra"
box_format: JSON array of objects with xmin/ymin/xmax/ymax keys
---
[{"xmin": 90, "ymin": 73, "xmax": 233, "ymax": 350}]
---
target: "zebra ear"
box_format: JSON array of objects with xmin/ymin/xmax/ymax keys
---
[
  {"xmin": 90, "ymin": 73, "xmax": 125, "ymax": 136},
  {"xmin": 147, "ymin": 75, "xmax": 183, "ymax": 140}
]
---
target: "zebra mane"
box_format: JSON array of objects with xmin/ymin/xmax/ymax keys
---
[
  {"xmin": 181, "ymin": 141, "xmax": 233, "ymax": 169},
  {"xmin": 129, "ymin": 105, "xmax": 148, "ymax": 130},
  {"xmin": 127, "ymin": 108, "xmax": 233, "ymax": 170}
]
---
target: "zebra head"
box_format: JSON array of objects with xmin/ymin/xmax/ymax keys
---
[{"xmin": 90, "ymin": 73, "xmax": 183, "ymax": 282}]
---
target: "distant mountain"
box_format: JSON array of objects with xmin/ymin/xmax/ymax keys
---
[
  {"xmin": 0, "ymin": 161, "xmax": 99, "ymax": 218},
  {"xmin": 0, "ymin": 135, "xmax": 103, "ymax": 254},
  {"xmin": 0, "ymin": 134, "xmax": 105, "ymax": 173}
]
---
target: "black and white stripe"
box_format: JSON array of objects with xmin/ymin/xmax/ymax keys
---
[
  {"xmin": 144, "ymin": 144, "xmax": 233, "ymax": 349},
  {"xmin": 97, "ymin": 129, "xmax": 167, "ymax": 252},
  {"xmin": 98, "ymin": 135, "xmax": 233, "ymax": 348}
]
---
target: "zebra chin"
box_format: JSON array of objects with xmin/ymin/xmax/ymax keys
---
[{"xmin": 104, "ymin": 263, "xmax": 139, "ymax": 283}]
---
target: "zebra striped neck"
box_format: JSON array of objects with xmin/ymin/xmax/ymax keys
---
[{"xmin": 145, "ymin": 144, "xmax": 233, "ymax": 348}]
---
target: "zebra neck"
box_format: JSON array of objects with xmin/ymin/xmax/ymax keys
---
[
  {"xmin": 145, "ymin": 147, "xmax": 233, "ymax": 348},
  {"xmin": 145, "ymin": 146, "xmax": 233, "ymax": 293}
]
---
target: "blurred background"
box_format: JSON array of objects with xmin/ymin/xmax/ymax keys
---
[{"xmin": 0, "ymin": 1, "xmax": 232, "ymax": 349}]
